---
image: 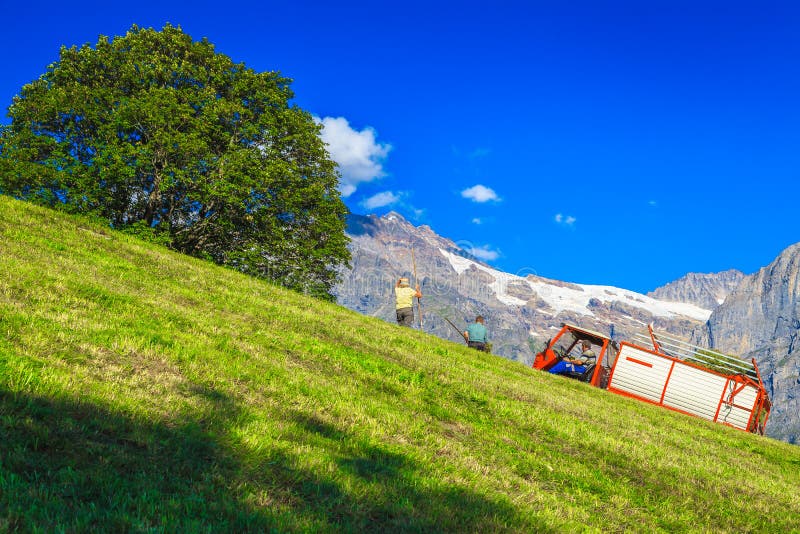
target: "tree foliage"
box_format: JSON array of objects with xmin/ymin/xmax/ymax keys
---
[{"xmin": 0, "ymin": 24, "xmax": 349, "ymax": 300}]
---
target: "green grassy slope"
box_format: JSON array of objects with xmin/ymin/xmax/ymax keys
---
[{"xmin": 1, "ymin": 195, "xmax": 799, "ymax": 533}]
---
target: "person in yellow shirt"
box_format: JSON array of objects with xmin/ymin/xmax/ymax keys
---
[{"xmin": 395, "ymin": 277, "xmax": 422, "ymax": 327}]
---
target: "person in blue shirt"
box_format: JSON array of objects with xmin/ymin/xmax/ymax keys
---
[
  {"xmin": 549, "ymin": 340, "xmax": 596, "ymax": 376},
  {"xmin": 463, "ymin": 316, "xmax": 489, "ymax": 352}
]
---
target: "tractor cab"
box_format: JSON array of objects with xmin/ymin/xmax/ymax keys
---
[{"xmin": 533, "ymin": 323, "xmax": 618, "ymax": 388}]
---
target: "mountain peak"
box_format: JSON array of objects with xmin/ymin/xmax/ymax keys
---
[
  {"xmin": 648, "ymin": 269, "xmax": 745, "ymax": 309},
  {"xmin": 382, "ymin": 210, "xmax": 407, "ymax": 222}
]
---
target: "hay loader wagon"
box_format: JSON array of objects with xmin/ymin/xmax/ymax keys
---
[{"xmin": 533, "ymin": 323, "xmax": 771, "ymax": 434}]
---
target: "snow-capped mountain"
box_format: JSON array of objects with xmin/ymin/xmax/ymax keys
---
[
  {"xmin": 439, "ymin": 247, "xmax": 711, "ymax": 321},
  {"xmin": 334, "ymin": 211, "xmax": 716, "ymax": 364}
]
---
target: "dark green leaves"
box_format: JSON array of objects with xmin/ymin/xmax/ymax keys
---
[{"xmin": 0, "ymin": 24, "xmax": 349, "ymax": 299}]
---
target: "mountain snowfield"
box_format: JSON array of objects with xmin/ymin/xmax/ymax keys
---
[{"xmin": 438, "ymin": 248, "xmax": 713, "ymax": 322}]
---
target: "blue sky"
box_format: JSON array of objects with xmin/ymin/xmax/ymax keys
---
[{"xmin": 2, "ymin": 1, "xmax": 799, "ymax": 293}]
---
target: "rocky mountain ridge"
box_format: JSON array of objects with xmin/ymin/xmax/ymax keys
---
[
  {"xmin": 693, "ymin": 243, "xmax": 800, "ymax": 443},
  {"xmin": 334, "ymin": 212, "xmax": 798, "ymax": 442},
  {"xmin": 647, "ymin": 270, "xmax": 745, "ymax": 310}
]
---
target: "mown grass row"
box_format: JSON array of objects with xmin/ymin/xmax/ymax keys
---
[{"xmin": 1, "ymin": 195, "xmax": 799, "ymax": 532}]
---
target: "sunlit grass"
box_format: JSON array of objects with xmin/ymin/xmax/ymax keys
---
[{"xmin": 1, "ymin": 195, "xmax": 799, "ymax": 532}]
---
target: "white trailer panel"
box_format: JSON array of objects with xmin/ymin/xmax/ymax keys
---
[
  {"xmin": 662, "ymin": 363, "xmax": 726, "ymax": 421},
  {"xmin": 608, "ymin": 342, "xmax": 761, "ymax": 431},
  {"xmin": 608, "ymin": 344, "xmax": 672, "ymax": 403}
]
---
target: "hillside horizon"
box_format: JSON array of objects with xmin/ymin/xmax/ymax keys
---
[{"xmin": 2, "ymin": 195, "xmax": 799, "ymax": 531}]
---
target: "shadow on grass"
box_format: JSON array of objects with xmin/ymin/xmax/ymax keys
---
[
  {"xmin": 0, "ymin": 389, "xmax": 548, "ymax": 532},
  {"xmin": 0, "ymin": 385, "xmax": 261, "ymax": 532},
  {"xmin": 272, "ymin": 410, "xmax": 551, "ymax": 532}
]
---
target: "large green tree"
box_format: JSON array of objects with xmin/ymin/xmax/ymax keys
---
[{"xmin": 0, "ymin": 24, "xmax": 349, "ymax": 300}]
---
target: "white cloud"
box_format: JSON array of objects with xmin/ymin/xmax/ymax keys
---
[
  {"xmin": 472, "ymin": 217, "xmax": 482, "ymax": 225},
  {"xmin": 361, "ymin": 191, "xmax": 401, "ymax": 210},
  {"xmin": 648, "ymin": 200, "xmax": 658, "ymax": 207},
  {"xmin": 317, "ymin": 116, "xmax": 392, "ymax": 197},
  {"xmin": 555, "ymin": 213, "xmax": 577, "ymax": 226},
  {"xmin": 461, "ymin": 184, "xmax": 500, "ymax": 203},
  {"xmin": 466, "ymin": 244, "xmax": 500, "ymax": 261}
]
